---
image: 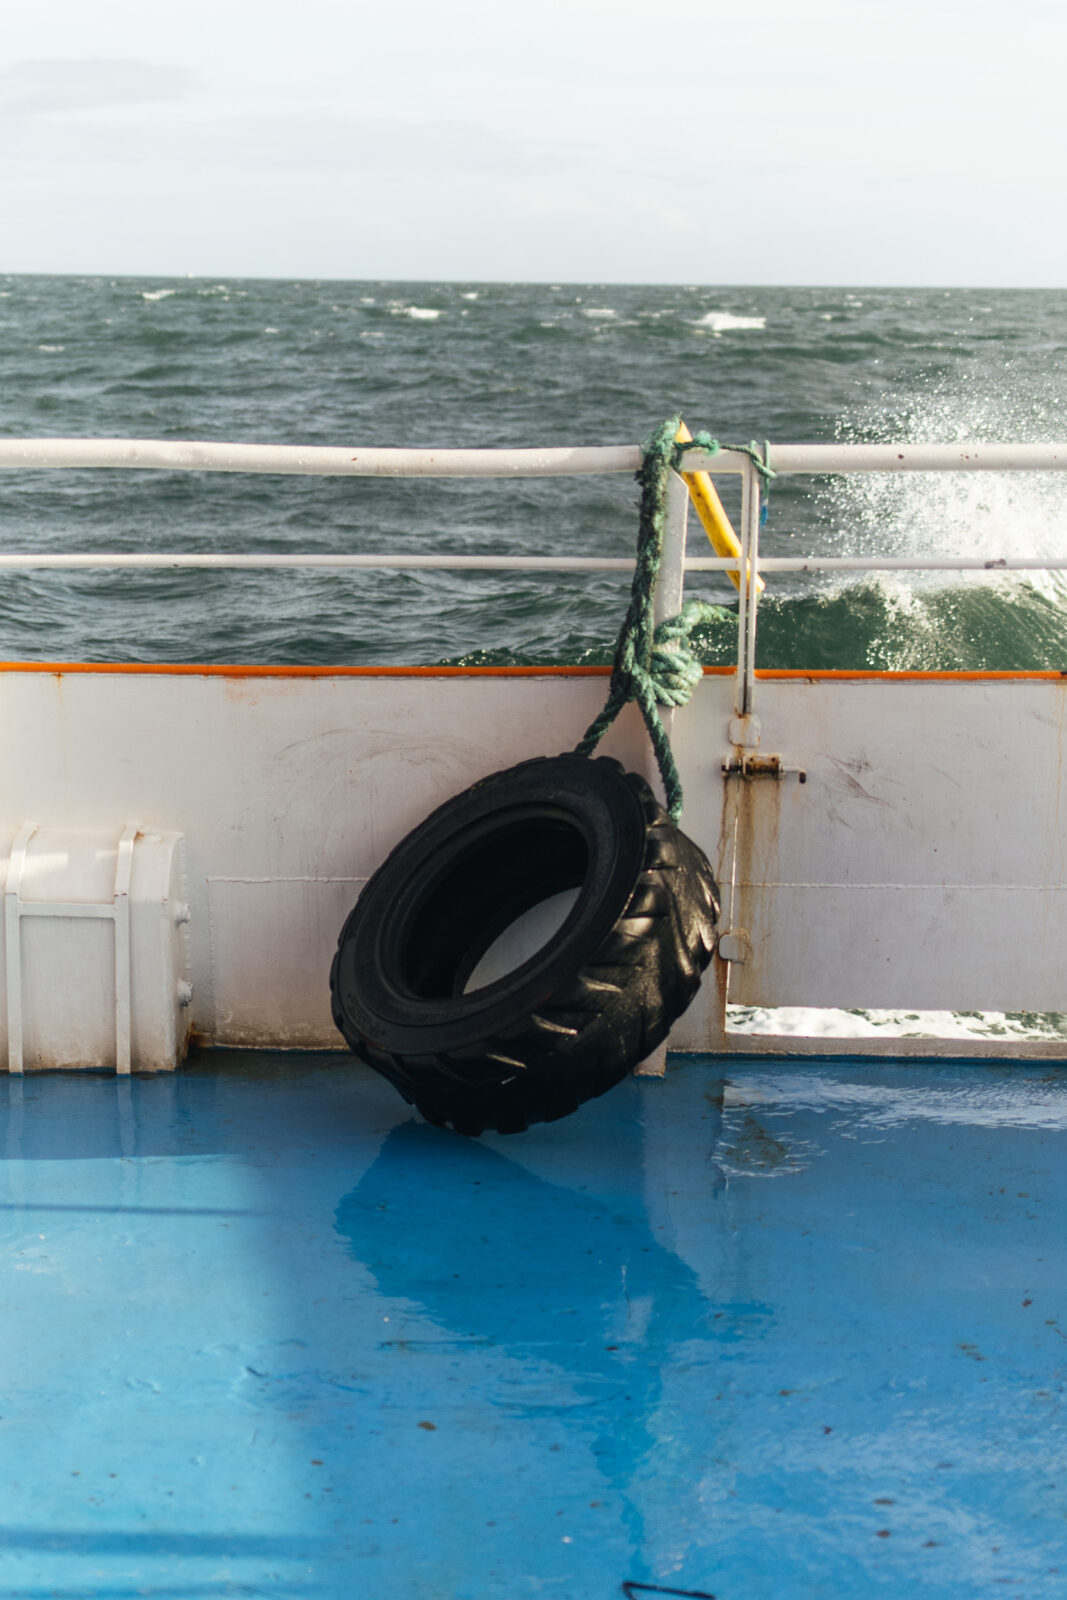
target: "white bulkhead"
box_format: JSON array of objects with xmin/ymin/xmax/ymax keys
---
[{"xmin": 3, "ymin": 665, "xmax": 1067, "ymax": 1068}]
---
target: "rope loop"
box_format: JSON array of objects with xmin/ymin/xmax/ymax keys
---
[
  {"xmin": 575, "ymin": 416, "xmax": 735, "ymax": 824},
  {"xmin": 678, "ymin": 430, "xmax": 775, "ymax": 494}
]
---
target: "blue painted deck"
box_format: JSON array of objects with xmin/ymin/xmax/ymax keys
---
[{"xmin": 0, "ymin": 1054, "xmax": 1064, "ymax": 1599}]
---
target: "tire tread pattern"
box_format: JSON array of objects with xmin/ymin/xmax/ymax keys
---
[{"xmin": 330, "ymin": 758, "xmax": 719, "ymax": 1136}]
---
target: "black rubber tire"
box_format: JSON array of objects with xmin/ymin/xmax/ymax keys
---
[{"xmin": 330, "ymin": 753, "xmax": 719, "ymax": 1135}]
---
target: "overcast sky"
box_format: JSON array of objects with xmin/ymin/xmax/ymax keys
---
[{"xmin": 1, "ymin": 0, "xmax": 1063, "ymax": 285}]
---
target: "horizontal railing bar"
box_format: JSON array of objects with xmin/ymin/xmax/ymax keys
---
[
  {"xmin": 3, "ymin": 439, "xmax": 1065, "ymax": 477},
  {"xmin": 0, "ymin": 553, "xmax": 638, "ymax": 571},
  {"xmin": 0, "ymin": 553, "xmax": 1066, "ymax": 574},
  {"xmin": 683, "ymin": 443, "xmax": 1067, "ymax": 474},
  {"xmin": 689, "ymin": 556, "xmax": 1067, "ymax": 572},
  {"xmin": 0, "ymin": 440, "xmax": 648, "ymax": 478}
]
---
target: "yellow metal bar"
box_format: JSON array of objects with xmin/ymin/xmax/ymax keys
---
[{"xmin": 675, "ymin": 422, "xmax": 765, "ymax": 594}]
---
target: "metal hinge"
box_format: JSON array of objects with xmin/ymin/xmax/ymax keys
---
[{"xmin": 723, "ymin": 753, "xmax": 807, "ymax": 782}]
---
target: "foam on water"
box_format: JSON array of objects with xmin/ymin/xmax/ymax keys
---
[
  {"xmin": 830, "ymin": 374, "xmax": 1067, "ymax": 569},
  {"xmin": 728, "ymin": 1004, "xmax": 1067, "ymax": 1045},
  {"xmin": 787, "ymin": 362, "xmax": 1067, "ymax": 670},
  {"xmin": 694, "ymin": 310, "xmax": 767, "ymax": 333}
]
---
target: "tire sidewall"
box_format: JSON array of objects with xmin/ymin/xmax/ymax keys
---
[{"xmin": 332, "ymin": 756, "xmax": 649, "ymax": 1056}]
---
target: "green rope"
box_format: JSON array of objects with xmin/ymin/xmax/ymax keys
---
[
  {"xmin": 575, "ymin": 416, "xmax": 770, "ymax": 824},
  {"xmin": 683, "ymin": 430, "xmax": 775, "ymax": 496}
]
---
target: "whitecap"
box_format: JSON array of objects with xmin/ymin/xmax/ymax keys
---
[
  {"xmin": 141, "ymin": 289, "xmax": 175, "ymax": 302},
  {"xmin": 460, "ymin": 291, "xmax": 479, "ymax": 301},
  {"xmin": 36, "ymin": 344, "xmax": 64, "ymax": 353},
  {"xmin": 583, "ymin": 307, "xmax": 616, "ymax": 319},
  {"xmin": 393, "ymin": 306, "xmax": 441, "ymax": 321},
  {"xmin": 694, "ymin": 311, "xmax": 766, "ymax": 333},
  {"xmin": 264, "ymin": 327, "xmax": 279, "ymax": 335}
]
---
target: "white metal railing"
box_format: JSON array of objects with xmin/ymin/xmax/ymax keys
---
[
  {"xmin": 4, "ymin": 437, "xmax": 1067, "ymax": 716},
  {"xmin": 2, "ymin": 439, "xmax": 1064, "ymax": 475},
  {"xmin": 0, "ymin": 439, "xmax": 645, "ymax": 477}
]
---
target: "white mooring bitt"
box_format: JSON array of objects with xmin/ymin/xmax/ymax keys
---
[{"xmin": 0, "ymin": 825, "xmax": 190, "ymax": 1073}]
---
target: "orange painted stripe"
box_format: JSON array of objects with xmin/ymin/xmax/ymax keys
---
[
  {"xmin": 0, "ymin": 661, "xmax": 1061, "ymax": 683},
  {"xmin": 754, "ymin": 668, "xmax": 1067, "ymax": 682}
]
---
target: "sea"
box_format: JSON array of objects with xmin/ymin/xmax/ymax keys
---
[{"xmin": 1, "ymin": 275, "xmax": 1065, "ymax": 670}]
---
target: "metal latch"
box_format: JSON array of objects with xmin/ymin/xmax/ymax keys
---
[{"xmin": 722, "ymin": 753, "xmax": 807, "ymax": 783}]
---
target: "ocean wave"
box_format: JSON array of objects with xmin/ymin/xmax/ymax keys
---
[
  {"xmin": 390, "ymin": 304, "xmax": 441, "ymax": 321},
  {"xmin": 827, "ymin": 378, "xmax": 1067, "ymax": 612},
  {"xmin": 582, "ymin": 307, "xmax": 616, "ymax": 319},
  {"xmin": 141, "ymin": 289, "xmax": 176, "ymax": 302}
]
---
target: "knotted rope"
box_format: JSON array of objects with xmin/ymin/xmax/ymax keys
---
[
  {"xmin": 682, "ymin": 429, "xmax": 775, "ymax": 498},
  {"xmin": 575, "ymin": 416, "xmax": 773, "ymax": 823}
]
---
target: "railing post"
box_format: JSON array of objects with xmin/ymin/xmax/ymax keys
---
[
  {"xmin": 634, "ymin": 466, "xmax": 690, "ymax": 1081},
  {"xmin": 735, "ymin": 460, "xmax": 762, "ymax": 717},
  {"xmin": 743, "ymin": 461, "xmax": 761, "ymax": 715}
]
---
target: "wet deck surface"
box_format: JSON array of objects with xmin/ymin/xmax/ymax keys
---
[{"xmin": 0, "ymin": 1053, "xmax": 1064, "ymax": 1599}]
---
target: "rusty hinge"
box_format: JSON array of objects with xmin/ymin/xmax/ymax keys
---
[{"xmin": 722, "ymin": 753, "xmax": 807, "ymax": 783}]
